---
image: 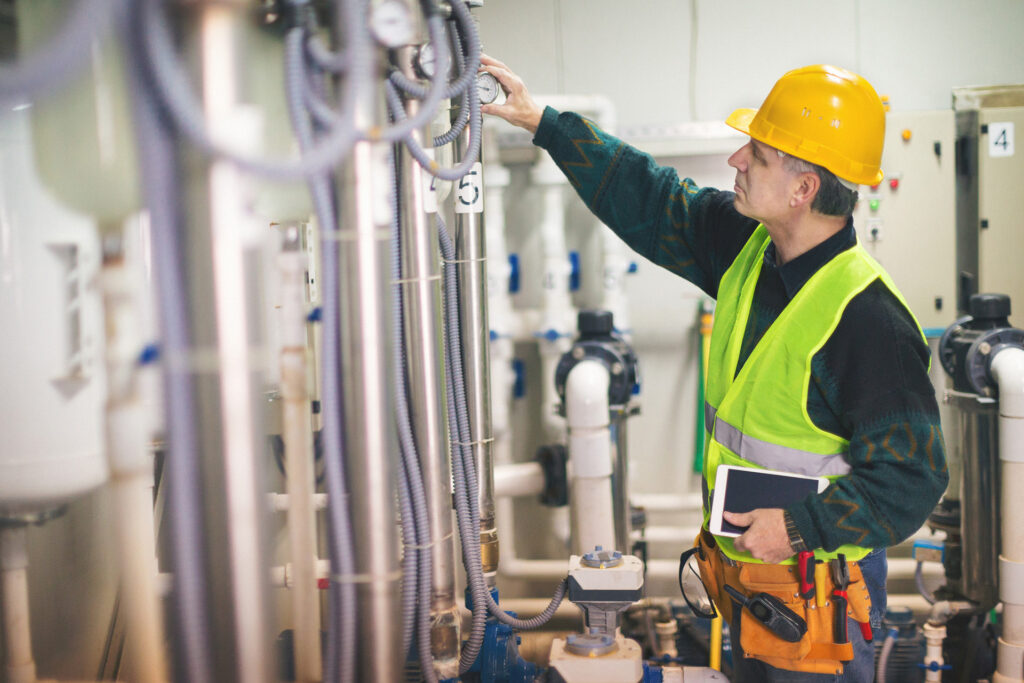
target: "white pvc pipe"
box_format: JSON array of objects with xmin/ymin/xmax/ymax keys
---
[
  {"xmin": 100, "ymin": 249, "xmax": 169, "ymax": 683},
  {"xmin": 494, "ymin": 462, "xmax": 546, "ymax": 499},
  {"xmin": 1, "ymin": 526, "xmax": 36, "ymax": 683},
  {"xmin": 532, "ymin": 156, "xmax": 576, "ymax": 441},
  {"xmin": 566, "ymin": 360, "xmax": 616, "ymax": 554},
  {"xmin": 278, "ymin": 236, "xmax": 322, "ymax": 683},
  {"xmin": 922, "ymin": 622, "xmax": 946, "ymax": 682},
  {"xmin": 992, "ymin": 346, "xmax": 1024, "ymax": 683}
]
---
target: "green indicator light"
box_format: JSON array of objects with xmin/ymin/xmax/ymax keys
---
[{"xmin": 869, "ymin": 199, "xmax": 880, "ymax": 211}]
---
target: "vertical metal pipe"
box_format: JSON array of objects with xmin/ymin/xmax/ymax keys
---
[
  {"xmin": 394, "ymin": 44, "xmax": 460, "ymax": 678},
  {"xmin": 336, "ymin": 61, "xmax": 404, "ymax": 682},
  {"xmin": 279, "ymin": 226, "xmax": 322, "ymax": 683},
  {"xmin": 177, "ymin": 3, "xmax": 274, "ymax": 680},
  {"xmin": 610, "ymin": 413, "xmax": 632, "ymax": 554},
  {"xmin": 452, "ymin": 110, "xmax": 498, "ymax": 573}
]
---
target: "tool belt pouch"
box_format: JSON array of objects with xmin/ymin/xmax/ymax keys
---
[
  {"xmin": 732, "ymin": 560, "xmax": 869, "ymax": 675},
  {"xmin": 694, "ymin": 529, "xmax": 738, "ymax": 624}
]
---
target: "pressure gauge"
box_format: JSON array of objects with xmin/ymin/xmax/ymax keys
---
[
  {"xmin": 369, "ymin": 0, "xmax": 414, "ymax": 48},
  {"xmin": 477, "ymin": 71, "xmax": 500, "ymax": 105},
  {"xmin": 414, "ymin": 42, "xmax": 437, "ymax": 79}
]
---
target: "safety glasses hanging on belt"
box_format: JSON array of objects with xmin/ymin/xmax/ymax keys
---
[{"xmin": 677, "ymin": 546, "xmax": 718, "ymax": 619}]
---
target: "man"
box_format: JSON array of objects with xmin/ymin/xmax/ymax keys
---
[{"xmin": 480, "ymin": 57, "xmax": 948, "ymax": 681}]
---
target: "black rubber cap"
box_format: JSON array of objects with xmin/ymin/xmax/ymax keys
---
[
  {"xmin": 969, "ymin": 293, "xmax": 1011, "ymax": 321},
  {"xmin": 578, "ymin": 310, "xmax": 614, "ymax": 336}
]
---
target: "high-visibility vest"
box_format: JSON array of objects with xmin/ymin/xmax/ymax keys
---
[{"xmin": 702, "ymin": 224, "xmax": 925, "ymax": 564}]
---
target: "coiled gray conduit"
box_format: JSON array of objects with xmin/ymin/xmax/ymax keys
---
[
  {"xmin": 123, "ymin": 3, "xmax": 215, "ymax": 679},
  {"xmin": 437, "ymin": 217, "xmax": 567, "ymax": 675},
  {"xmin": 0, "ymin": 0, "xmax": 119, "ymax": 105},
  {"xmin": 386, "ymin": 151, "xmax": 439, "ymax": 683},
  {"xmin": 283, "ymin": 25, "xmax": 357, "ymax": 683},
  {"xmin": 138, "ymin": 0, "xmax": 448, "ymax": 178}
]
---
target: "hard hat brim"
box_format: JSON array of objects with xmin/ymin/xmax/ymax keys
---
[{"xmin": 725, "ymin": 108, "xmax": 757, "ymax": 136}]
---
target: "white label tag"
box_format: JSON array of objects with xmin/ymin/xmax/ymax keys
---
[
  {"xmin": 454, "ymin": 162, "xmax": 483, "ymax": 214},
  {"xmin": 989, "ymin": 122, "xmax": 1015, "ymax": 158},
  {"xmin": 421, "ymin": 150, "xmax": 438, "ymax": 214}
]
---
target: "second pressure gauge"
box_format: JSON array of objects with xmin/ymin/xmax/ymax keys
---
[
  {"xmin": 477, "ymin": 72, "xmax": 500, "ymax": 105},
  {"xmin": 414, "ymin": 43, "xmax": 437, "ymax": 79}
]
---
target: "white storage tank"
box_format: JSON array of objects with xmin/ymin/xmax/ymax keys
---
[{"xmin": 0, "ymin": 107, "xmax": 108, "ymax": 513}]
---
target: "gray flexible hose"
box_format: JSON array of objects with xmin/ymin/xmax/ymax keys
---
[
  {"xmin": 299, "ymin": 12, "xmax": 451, "ymax": 145},
  {"xmin": 388, "ymin": 0, "xmax": 480, "ymax": 100},
  {"xmin": 429, "ymin": 24, "xmax": 471, "ymax": 147},
  {"xmin": 876, "ymin": 628, "xmax": 898, "ymax": 683},
  {"xmin": 123, "ymin": 4, "xmax": 214, "ymax": 681},
  {"xmin": 437, "ymin": 220, "xmax": 488, "ymax": 672},
  {"xmin": 387, "ymin": 153, "xmax": 439, "ymax": 683},
  {"xmin": 0, "ymin": 0, "xmax": 119, "ymax": 105},
  {"xmin": 437, "ymin": 216, "xmax": 567, "ymax": 674},
  {"xmin": 138, "ymin": 0, "xmax": 451, "ymax": 177},
  {"xmin": 386, "ymin": 78, "xmax": 482, "ymax": 181},
  {"xmin": 283, "ymin": 25, "xmax": 356, "ymax": 683},
  {"xmin": 137, "ymin": 0, "xmax": 375, "ymax": 180},
  {"xmin": 305, "ymin": 33, "xmax": 347, "ymax": 73}
]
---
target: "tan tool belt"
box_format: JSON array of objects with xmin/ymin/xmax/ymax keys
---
[{"xmin": 694, "ymin": 528, "xmax": 872, "ymax": 675}]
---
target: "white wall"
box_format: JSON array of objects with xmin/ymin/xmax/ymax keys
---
[
  {"xmin": 476, "ymin": 0, "xmax": 1024, "ymax": 127},
  {"xmin": 475, "ymin": 0, "xmax": 1005, "ymax": 578}
]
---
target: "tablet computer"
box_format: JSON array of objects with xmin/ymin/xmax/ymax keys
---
[{"xmin": 709, "ymin": 465, "xmax": 829, "ymax": 538}]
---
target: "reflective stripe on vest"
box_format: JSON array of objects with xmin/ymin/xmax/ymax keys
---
[{"xmin": 705, "ymin": 401, "xmax": 852, "ymax": 477}]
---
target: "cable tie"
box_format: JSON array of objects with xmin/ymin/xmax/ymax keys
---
[
  {"xmin": 162, "ymin": 346, "xmax": 268, "ymax": 373},
  {"xmin": 320, "ymin": 229, "xmax": 392, "ymax": 242},
  {"xmin": 441, "ymin": 256, "xmax": 487, "ymax": 265},
  {"xmin": 391, "ymin": 274, "xmax": 442, "ymax": 285},
  {"xmin": 403, "ymin": 531, "xmax": 454, "ymax": 551},
  {"xmin": 450, "ymin": 437, "xmax": 495, "ymax": 447},
  {"xmin": 329, "ymin": 569, "xmax": 403, "ymax": 585}
]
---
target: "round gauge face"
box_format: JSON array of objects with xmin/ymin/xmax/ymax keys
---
[
  {"xmin": 414, "ymin": 43, "xmax": 437, "ymax": 79},
  {"xmin": 369, "ymin": 0, "xmax": 414, "ymax": 48},
  {"xmin": 477, "ymin": 71, "xmax": 500, "ymax": 105}
]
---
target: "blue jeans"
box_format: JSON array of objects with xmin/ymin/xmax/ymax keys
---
[{"xmin": 728, "ymin": 548, "xmax": 887, "ymax": 682}]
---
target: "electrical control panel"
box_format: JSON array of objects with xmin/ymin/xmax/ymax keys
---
[{"xmin": 852, "ymin": 109, "xmax": 957, "ymax": 329}]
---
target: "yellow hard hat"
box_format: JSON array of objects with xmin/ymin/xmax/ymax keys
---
[{"xmin": 726, "ymin": 65, "xmax": 885, "ymax": 186}]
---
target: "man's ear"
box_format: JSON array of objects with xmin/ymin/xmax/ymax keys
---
[{"xmin": 790, "ymin": 172, "xmax": 820, "ymax": 208}]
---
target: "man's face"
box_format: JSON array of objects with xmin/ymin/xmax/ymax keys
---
[{"xmin": 727, "ymin": 138, "xmax": 799, "ymax": 224}]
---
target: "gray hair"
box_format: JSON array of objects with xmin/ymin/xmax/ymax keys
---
[{"xmin": 779, "ymin": 152, "xmax": 859, "ymax": 217}]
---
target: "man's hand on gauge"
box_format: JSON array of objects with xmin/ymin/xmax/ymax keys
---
[
  {"xmin": 724, "ymin": 508, "xmax": 795, "ymax": 564},
  {"xmin": 479, "ymin": 54, "xmax": 544, "ymax": 134}
]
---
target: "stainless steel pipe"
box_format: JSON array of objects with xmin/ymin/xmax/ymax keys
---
[
  {"xmin": 395, "ymin": 44, "xmax": 460, "ymax": 678},
  {"xmin": 336, "ymin": 78, "xmax": 404, "ymax": 682},
  {"xmin": 177, "ymin": 4, "xmax": 274, "ymax": 680},
  {"xmin": 453, "ymin": 115, "xmax": 498, "ymax": 572}
]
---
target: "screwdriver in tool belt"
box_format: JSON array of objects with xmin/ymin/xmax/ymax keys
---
[{"xmin": 797, "ymin": 551, "xmax": 816, "ymax": 610}]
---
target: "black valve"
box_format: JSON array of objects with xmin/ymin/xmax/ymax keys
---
[{"xmin": 939, "ymin": 293, "xmax": 1024, "ymax": 395}]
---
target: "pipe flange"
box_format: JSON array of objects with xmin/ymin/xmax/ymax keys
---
[
  {"xmin": 965, "ymin": 328, "xmax": 1024, "ymax": 395},
  {"xmin": 581, "ymin": 546, "xmax": 623, "ymax": 568},
  {"xmin": 0, "ymin": 506, "xmax": 66, "ymax": 528},
  {"xmin": 565, "ymin": 632, "xmax": 618, "ymax": 657}
]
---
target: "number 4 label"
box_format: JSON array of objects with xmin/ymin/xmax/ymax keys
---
[
  {"xmin": 988, "ymin": 122, "xmax": 1014, "ymax": 158},
  {"xmin": 454, "ymin": 163, "xmax": 483, "ymax": 214}
]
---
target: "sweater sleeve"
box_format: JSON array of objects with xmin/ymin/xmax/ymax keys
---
[
  {"xmin": 786, "ymin": 281, "xmax": 950, "ymax": 552},
  {"xmin": 533, "ymin": 106, "xmax": 757, "ymax": 297}
]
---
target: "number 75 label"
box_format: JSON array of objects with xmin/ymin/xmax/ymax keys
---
[{"xmin": 988, "ymin": 122, "xmax": 1014, "ymax": 158}]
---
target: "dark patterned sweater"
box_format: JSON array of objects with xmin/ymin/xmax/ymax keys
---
[{"xmin": 533, "ymin": 106, "xmax": 948, "ymax": 553}]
